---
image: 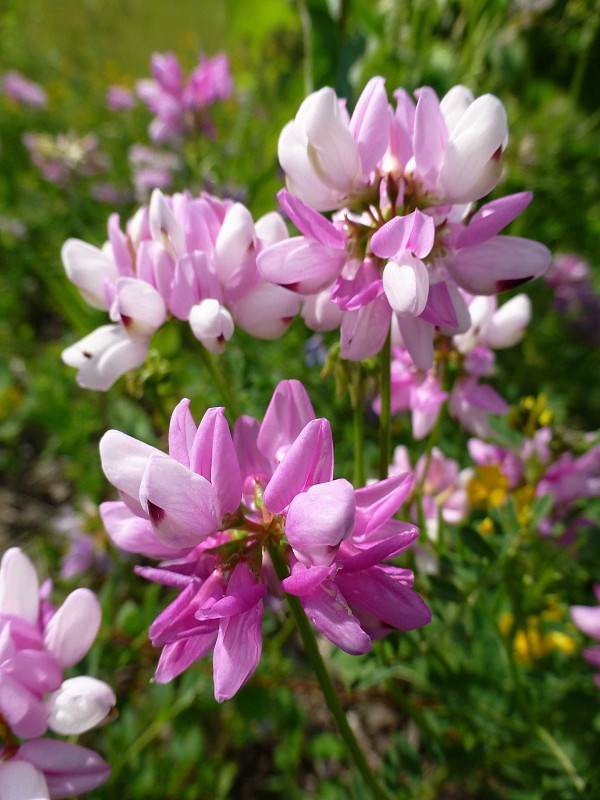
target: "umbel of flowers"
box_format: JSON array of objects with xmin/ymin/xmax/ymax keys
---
[
  {"xmin": 99, "ymin": 380, "xmax": 431, "ymax": 702},
  {"xmin": 258, "ymin": 79, "xmax": 551, "ymax": 368},
  {"xmin": 61, "ymin": 189, "xmax": 300, "ymax": 390},
  {"xmin": 0, "ymin": 549, "xmax": 114, "ymax": 797}
]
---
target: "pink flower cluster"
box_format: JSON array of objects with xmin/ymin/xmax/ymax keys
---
[
  {"xmin": 257, "ymin": 79, "xmax": 550, "ymax": 367},
  {"xmin": 570, "ymin": 587, "xmax": 600, "ymax": 688},
  {"xmin": 0, "ymin": 548, "xmax": 114, "ymax": 798},
  {"xmin": 374, "ymin": 291, "xmax": 531, "ymax": 439},
  {"xmin": 137, "ymin": 52, "xmax": 232, "ymax": 143},
  {"xmin": 23, "ymin": 131, "xmax": 109, "ymax": 187},
  {"xmin": 99, "ymin": 380, "xmax": 431, "ymax": 701},
  {"xmin": 62, "ymin": 189, "xmax": 300, "ymax": 390}
]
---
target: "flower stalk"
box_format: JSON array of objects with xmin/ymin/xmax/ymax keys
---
[
  {"xmin": 267, "ymin": 540, "xmax": 396, "ymax": 800},
  {"xmin": 378, "ymin": 329, "xmax": 392, "ymax": 480}
]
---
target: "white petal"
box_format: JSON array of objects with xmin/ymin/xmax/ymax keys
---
[
  {"xmin": 189, "ymin": 299, "xmax": 234, "ymax": 353},
  {"xmin": 383, "ymin": 255, "xmax": 429, "ymax": 317},
  {"xmin": 0, "ymin": 548, "xmax": 39, "ymax": 624},
  {"xmin": 46, "ymin": 676, "xmax": 116, "ymax": 735},
  {"xmin": 43, "ymin": 588, "xmax": 101, "ymax": 668},
  {"xmin": 62, "ymin": 239, "xmax": 116, "ymax": 310},
  {"xmin": 0, "ymin": 760, "xmax": 49, "ymax": 800}
]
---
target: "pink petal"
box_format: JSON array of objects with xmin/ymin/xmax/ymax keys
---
[
  {"xmin": 371, "ymin": 210, "xmax": 435, "ymax": 260},
  {"xmin": 140, "ymin": 454, "xmax": 221, "ymax": 548},
  {"xmin": 337, "ymin": 567, "xmax": 431, "ymax": 631},
  {"xmin": 257, "ymin": 237, "xmax": 345, "ymax": 294},
  {"xmin": 396, "ymin": 315, "xmax": 435, "ymax": 371},
  {"xmin": 18, "ymin": 739, "xmax": 110, "ymax": 798},
  {"xmin": 100, "ymin": 429, "xmax": 161, "ymax": 503},
  {"xmin": 43, "ymin": 588, "xmax": 101, "ymax": 668},
  {"xmin": 354, "ymin": 473, "xmax": 414, "ymax": 537},
  {"xmin": 571, "ymin": 605, "xmax": 600, "ymax": 640},
  {"xmin": 99, "ymin": 501, "xmax": 188, "ymax": 558},
  {"xmin": 0, "ymin": 672, "xmax": 48, "ymax": 738},
  {"xmin": 301, "ymin": 580, "xmax": 371, "ymax": 655},
  {"xmin": 189, "ymin": 407, "xmax": 242, "ymax": 514},
  {"xmin": 257, "ymin": 379, "xmax": 316, "ymax": 464},
  {"xmin": 231, "ymin": 283, "xmax": 301, "ymax": 339},
  {"xmin": 340, "ymin": 295, "xmax": 392, "ymax": 360},
  {"xmin": 168, "ymin": 398, "xmax": 197, "ymax": 468},
  {"xmin": 212, "ymin": 564, "xmax": 263, "ymax": 702},
  {"xmin": 413, "ymin": 87, "xmax": 447, "ymax": 187},
  {"xmin": 349, "ymin": 76, "xmax": 391, "ymax": 176},
  {"xmin": 0, "ymin": 548, "xmax": 39, "ymax": 624},
  {"xmin": 0, "ymin": 760, "xmax": 49, "ymax": 800},
  {"xmin": 286, "ymin": 479, "xmax": 356, "ymax": 564},
  {"xmin": 277, "ymin": 189, "xmax": 346, "ymax": 249},
  {"xmin": 61, "ymin": 239, "xmax": 116, "ymax": 310},
  {"xmin": 456, "ymin": 192, "xmax": 533, "ymax": 249},
  {"xmin": 263, "ymin": 419, "xmax": 334, "ymax": 514}
]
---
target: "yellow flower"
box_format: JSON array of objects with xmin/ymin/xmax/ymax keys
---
[{"xmin": 467, "ymin": 465, "xmax": 509, "ymax": 511}]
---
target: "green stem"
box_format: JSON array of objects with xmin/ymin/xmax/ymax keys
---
[
  {"xmin": 197, "ymin": 346, "xmax": 241, "ymax": 420},
  {"xmin": 297, "ymin": 0, "xmax": 314, "ymax": 95},
  {"xmin": 349, "ymin": 363, "xmax": 366, "ymax": 487},
  {"xmin": 267, "ymin": 541, "xmax": 396, "ymax": 800},
  {"xmin": 536, "ymin": 726, "xmax": 586, "ymax": 793},
  {"xmin": 378, "ymin": 329, "xmax": 392, "ymax": 481}
]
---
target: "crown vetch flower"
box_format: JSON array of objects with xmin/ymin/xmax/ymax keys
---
[
  {"xmin": 0, "ymin": 548, "xmax": 114, "ymax": 797},
  {"xmin": 100, "ymin": 380, "xmax": 430, "ymax": 700},
  {"xmin": 261, "ymin": 80, "xmax": 550, "ymax": 368},
  {"xmin": 137, "ymin": 51, "xmax": 232, "ymax": 143},
  {"xmin": 62, "ymin": 189, "xmax": 300, "ymax": 389}
]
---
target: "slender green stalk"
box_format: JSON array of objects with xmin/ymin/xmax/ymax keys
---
[
  {"xmin": 536, "ymin": 726, "xmax": 586, "ymax": 793},
  {"xmin": 267, "ymin": 540, "xmax": 396, "ymax": 800},
  {"xmin": 349, "ymin": 363, "xmax": 366, "ymax": 487},
  {"xmin": 378, "ymin": 329, "xmax": 392, "ymax": 481},
  {"xmin": 297, "ymin": 0, "xmax": 314, "ymax": 95},
  {"xmin": 197, "ymin": 346, "xmax": 241, "ymax": 420}
]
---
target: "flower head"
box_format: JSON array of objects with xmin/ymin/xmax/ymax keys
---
[{"xmin": 100, "ymin": 380, "xmax": 430, "ymax": 700}]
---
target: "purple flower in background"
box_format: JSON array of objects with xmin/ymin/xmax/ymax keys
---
[
  {"xmin": 546, "ymin": 253, "xmax": 600, "ymax": 345},
  {"xmin": 2, "ymin": 70, "xmax": 47, "ymax": 108},
  {"xmin": 23, "ymin": 132, "xmax": 109, "ymax": 187},
  {"xmin": 372, "ymin": 290, "xmax": 529, "ymax": 438},
  {"xmin": 137, "ymin": 51, "xmax": 232, "ymax": 143},
  {"xmin": 99, "ymin": 380, "xmax": 430, "ymax": 700},
  {"xmin": 106, "ymin": 85, "xmax": 136, "ymax": 111},
  {"xmin": 128, "ymin": 144, "xmax": 181, "ymax": 200},
  {"xmin": 571, "ymin": 586, "xmax": 600, "ymax": 688}
]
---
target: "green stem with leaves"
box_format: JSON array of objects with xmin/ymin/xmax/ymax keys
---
[
  {"xmin": 197, "ymin": 346, "xmax": 241, "ymax": 421},
  {"xmin": 267, "ymin": 540, "xmax": 396, "ymax": 800},
  {"xmin": 349, "ymin": 362, "xmax": 366, "ymax": 487}
]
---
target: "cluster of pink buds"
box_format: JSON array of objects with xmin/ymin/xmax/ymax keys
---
[
  {"xmin": 0, "ymin": 548, "xmax": 114, "ymax": 797},
  {"xmin": 61, "ymin": 188, "xmax": 300, "ymax": 390},
  {"xmin": 374, "ymin": 290, "xmax": 532, "ymax": 438},
  {"xmin": 257, "ymin": 79, "xmax": 550, "ymax": 367},
  {"xmin": 137, "ymin": 52, "xmax": 232, "ymax": 144},
  {"xmin": 570, "ymin": 587, "xmax": 600, "ymax": 688},
  {"xmin": 98, "ymin": 380, "xmax": 431, "ymax": 701}
]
